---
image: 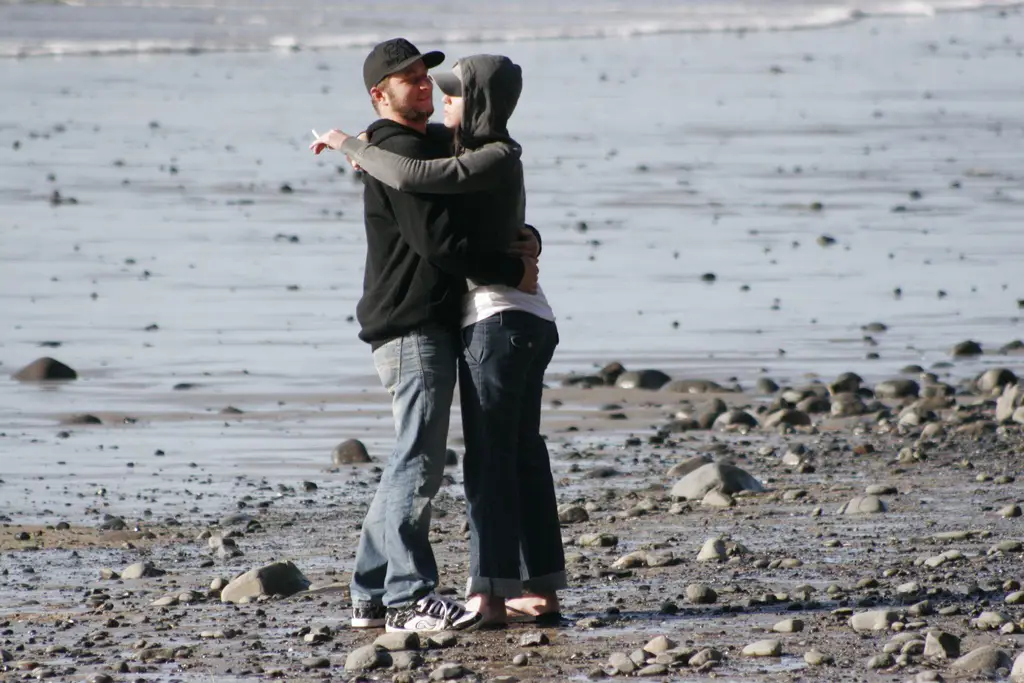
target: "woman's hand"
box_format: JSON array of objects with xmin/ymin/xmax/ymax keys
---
[
  {"xmin": 508, "ymin": 228, "xmax": 540, "ymax": 260},
  {"xmin": 309, "ymin": 129, "xmax": 351, "ymax": 155}
]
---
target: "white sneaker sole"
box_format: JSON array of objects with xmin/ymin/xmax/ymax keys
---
[{"xmin": 351, "ymin": 617, "xmax": 386, "ymax": 628}]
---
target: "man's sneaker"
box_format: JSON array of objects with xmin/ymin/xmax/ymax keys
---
[
  {"xmin": 351, "ymin": 603, "xmax": 386, "ymax": 628},
  {"xmin": 385, "ymin": 594, "xmax": 484, "ymax": 633}
]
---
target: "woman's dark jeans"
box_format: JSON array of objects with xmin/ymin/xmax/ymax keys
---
[{"xmin": 459, "ymin": 310, "xmax": 567, "ymax": 597}]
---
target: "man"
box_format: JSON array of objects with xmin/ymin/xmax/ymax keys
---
[{"xmin": 331, "ymin": 38, "xmax": 537, "ymax": 634}]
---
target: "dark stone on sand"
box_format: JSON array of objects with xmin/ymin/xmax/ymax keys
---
[
  {"xmin": 598, "ymin": 362, "xmax": 626, "ymax": 385},
  {"xmin": 172, "ymin": 382, "xmax": 197, "ymax": 390},
  {"xmin": 861, "ymin": 322, "xmax": 888, "ymax": 333},
  {"xmin": 332, "ymin": 439, "xmax": 371, "ymax": 465},
  {"xmin": 13, "ymin": 357, "xmax": 77, "ymax": 381},
  {"xmin": 14, "ymin": 531, "xmax": 30, "ymax": 541},
  {"xmin": 763, "ymin": 409, "xmax": 811, "ymax": 429},
  {"xmin": 951, "ymin": 340, "xmax": 983, "ymax": 357},
  {"xmin": 583, "ymin": 467, "xmax": 619, "ymax": 479},
  {"xmin": 445, "ymin": 449, "xmax": 458, "ymax": 466},
  {"xmin": 829, "ymin": 372, "xmax": 863, "ymax": 395},
  {"xmin": 975, "ymin": 368, "xmax": 1016, "ymax": 395},
  {"xmin": 756, "ymin": 378, "xmax": 779, "ymax": 394},
  {"xmin": 713, "ymin": 409, "xmax": 758, "ymax": 430},
  {"xmin": 874, "ymin": 379, "xmax": 919, "ymax": 399},
  {"xmin": 700, "ymin": 272, "xmax": 716, "ymax": 282},
  {"xmin": 662, "ymin": 379, "xmax": 727, "ymax": 394},
  {"xmin": 615, "ymin": 369, "xmax": 671, "ymax": 390},
  {"xmin": 797, "ymin": 395, "xmax": 831, "ymax": 414},
  {"xmin": 817, "ymin": 234, "xmax": 836, "ymax": 246},
  {"xmin": 900, "ymin": 364, "xmax": 925, "ymax": 374},
  {"xmin": 98, "ymin": 515, "xmax": 127, "ymax": 531},
  {"xmin": 63, "ymin": 414, "xmax": 102, "ymax": 425},
  {"xmin": 664, "ymin": 418, "xmax": 700, "ymax": 433},
  {"xmin": 220, "ymin": 406, "xmax": 244, "ymax": 415},
  {"xmin": 562, "ymin": 374, "xmax": 604, "ymax": 388},
  {"xmin": 1000, "ymin": 340, "xmax": 1024, "ymax": 354}
]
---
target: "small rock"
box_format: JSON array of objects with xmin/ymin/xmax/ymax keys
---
[
  {"xmin": 950, "ymin": 646, "xmax": 1013, "ymax": 674},
  {"xmin": 850, "ymin": 609, "xmax": 899, "ymax": 632},
  {"xmin": 220, "ymin": 561, "xmax": 310, "ymax": 603},
  {"xmin": 971, "ymin": 611, "xmax": 1008, "ymax": 630},
  {"xmin": 606, "ymin": 652, "xmax": 635, "ymax": 675},
  {"xmin": 122, "ymin": 562, "xmax": 165, "ymax": 579},
  {"xmin": 804, "ymin": 650, "xmax": 834, "ymax": 666},
  {"xmin": 875, "ymin": 379, "xmax": 919, "ymax": 399},
  {"xmin": 951, "ymin": 340, "xmax": 983, "ymax": 357},
  {"xmin": 839, "ymin": 495, "xmax": 886, "ymax": 514},
  {"xmin": 773, "ymin": 618, "xmax": 803, "ymax": 633},
  {"xmin": 303, "ymin": 656, "xmax": 332, "ymax": 670},
  {"xmin": 616, "ymin": 369, "xmax": 671, "ymax": 390},
  {"xmin": 924, "ymin": 630, "xmax": 960, "ymax": 659},
  {"xmin": 430, "ymin": 662, "xmax": 469, "ymax": 680},
  {"xmin": 686, "ymin": 584, "xmax": 718, "ymax": 604},
  {"xmin": 519, "ymin": 632, "xmax": 548, "ymax": 647},
  {"xmin": 670, "ymin": 462, "xmax": 764, "ymax": 500},
  {"xmin": 557, "ymin": 504, "xmax": 589, "ymax": 524},
  {"xmin": 742, "ymin": 640, "xmax": 781, "ymax": 657},
  {"xmin": 12, "ymin": 357, "xmax": 77, "ymax": 381},
  {"xmin": 696, "ymin": 537, "xmax": 727, "ymax": 562},
  {"xmin": 578, "ymin": 533, "xmax": 617, "ymax": 548},
  {"xmin": 373, "ymin": 631, "xmax": 419, "ymax": 651},
  {"xmin": 701, "ymin": 489, "xmax": 735, "ymax": 508},
  {"xmin": 150, "ymin": 595, "xmax": 178, "ymax": 607},
  {"xmin": 332, "ymin": 439, "xmax": 371, "ymax": 464},
  {"xmin": 643, "ymin": 635, "xmax": 676, "ymax": 655},
  {"xmin": 867, "ymin": 653, "xmax": 894, "ymax": 669},
  {"xmin": 344, "ymin": 644, "xmax": 385, "ymax": 671}
]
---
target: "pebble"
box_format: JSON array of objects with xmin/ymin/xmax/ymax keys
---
[
  {"xmin": 150, "ymin": 595, "xmax": 178, "ymax": 607},
  {"xmin": 742, "ymin": 639, "xmax": 781, "ymax": 657},
  {"xmin": 557, "ymin": 504, "xmax": 589, "ymax": 524},
  {"xmin": 696, "ymin": 537, "xmax": 727, "ymax": 562},
  {"xmin": 332, "ymin": 439, "xmax": 371, "ymax": 465},
  {"xmin": 519, "ymin": 632, "xmax": 548, "ymax": 647},
  {"xmin": 670, "ymin": 462, "xmax": 764, "ymax": 500},
  {"xmin": 772, "ymin": 618, "xmax": 803, "ymax": 633},
  {"xmin": 701, "ymin": 489, "xmax": 735, "ymax": 507},
  {"xmin": 121, "ymin": 562, "xmax": 164, "ymax": 579},
  {"xmin": 512, "ymin": 653, "xmax": 528, "ymax": 666},
  {"xmin": 950, "ymin": 645, "xmax": 1013, "ymax": 674},
  {"xmin": 427, "ymin": 632, "xmax": 459, "ymax": 648},
  {"xmin": 219, "ymin": 560, "xmax": 310, "ymax": 603},
  {"xmin": 606, "ymin": 652, "xmax": 635, "ymax": 674},
  {"xmin": 686, "ymin": 584, "xmax": 717, "ymax": 604},
  {"xmin": 971, "ymin": 611, "xmax": 1008, "ymax": 629},
  {"xmin": 1005, "ymin": 590, "xmax": 1024, "ymax": 604},
  {"xmin": 850, "ymin": 609, "xmax": 899, "ymax": 632},
  {"xmin": 839, "ymin": 495, "xmax": 886, "ymax": 514},
  {"xmin": 430, "ymin": 662, "xmax": 469, "ymax": 680},
  {"xmin": 390, "ymin": 651, "xmax": 423, "ymax": 671},
  {"xmin": 804, "ymin": 650, "xmax": 834, "ymax": 666},
  {"xmin": 689, "ymin": 648, "xmax": 722, "ymax": 667},
  {"xmin": 578, "ymin": 533, "xmax": 617, "ymax": 548},
  {"xmin": 867, "ymin": 652, "xmax": 895, "ymax": 669},
  {"xmin": 373, "ymin": 631, "xmax": 419, "ymax": 651},
  {"xmin": 303, "ymin": 656, "xmax": 332, "ymax": 669},
  {"xmin": 344, "ymin": 645, "xmax": 384, "ymax": 671}
]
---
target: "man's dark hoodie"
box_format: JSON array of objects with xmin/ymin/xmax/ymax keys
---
[{"xmin": 356, "ymin": 59, "xmax": 526, "ymax": 347}]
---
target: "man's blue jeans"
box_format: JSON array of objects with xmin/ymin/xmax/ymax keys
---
[
  {"xmin": 459, "ymin": 310, "xmax": 567, "ymax": 597},
  {"xmin": 350, "ymin": 325, "xmax": 457, "ymax": 608}
]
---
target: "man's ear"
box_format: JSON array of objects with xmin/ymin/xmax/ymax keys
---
[{"xmin": 369, "ymin": 85, "xmax": 387, "ymax": 111}]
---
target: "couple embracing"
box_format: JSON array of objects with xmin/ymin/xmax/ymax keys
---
[{"xmin": 311, "ymin": 38, "xmax": 565, "ymax": 632}]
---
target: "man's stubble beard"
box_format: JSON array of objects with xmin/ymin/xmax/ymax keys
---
[{"xmin": 391, "ymin": 101, "xmax": 433, "ymax": 124}]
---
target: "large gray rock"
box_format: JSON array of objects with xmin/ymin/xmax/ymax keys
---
[
  {"xmin": 977, "ymin": 368, "xmax": 1017, "ymax": 395},
  {"xmin": 666, "ymin": 454, "xmax": 713, "ymax": 478},
  {"xmin": 996, "ymin": 383, "xmax": 1024, "ymax": 423},
  {"xmin": 670, "ymin": 463, "xmax": 764, "ymax": 500},
  {"xmin": 662, "ymin": 379, "xmax": 727, "ymax": 394},
  {"xmin": 763, "ymin": 409, "xmax": 811, "ymax": 429},
  {"xmin": 838, "ymin": 495, "xmax": 886, "ymax": 515},
  {"xmin": 849, "ymin": 609, "xmax": 899, "ymax": 632},
  {"xmin": 616, "ymin": 369, "xmax": 671, "ymax": 390},
  {"xmin": 950, "ymin": 646, "xmax": 1013, "ymax": 674},
  {"xmin": 13, "ymin": 357, "xmax": 77, "ymax": 381},
  {"xmin": 924, "ymin": 631, "xmax": 960, "ymax": 659},
  {"xmin": 712, "ymin": 409, "xmax": 758, "ymax": 430},
  {"xmin": 874, "ymin": 379, "xmax": 919, "ymax": 399},
  {"xmin": 332, "ymin": 439, "xmax": 371, "ymax": 465},
  {"xmin": 345, "ymin": 645, "xmax": 387, "ymax": 672},
  {"xmin": 220, "ymin": 561, "xmax": 310, "ymax": 603}
]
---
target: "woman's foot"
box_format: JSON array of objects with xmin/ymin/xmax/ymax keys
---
[
  {"xmin": 505, "ymin": 593, "xmax": 560, "ymax": 622},
  {"xmin": 465, "ymin": 594, "xmax": 507, "ymax": 628}
]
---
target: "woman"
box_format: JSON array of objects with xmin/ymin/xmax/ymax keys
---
[{"xmin": 315, "ymin": 55, "xmax": 564, "ymax": 625}]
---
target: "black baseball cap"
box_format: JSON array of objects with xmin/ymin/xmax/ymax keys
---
[
  {"xmin": 431, "ymin": 62, "xmax": 463, "ymax": 97},
  {"xmin": 363, "ymin": 38, "xmax": 444, "ymax": 93}
]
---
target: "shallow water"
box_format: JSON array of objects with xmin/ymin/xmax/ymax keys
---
[{"xmin": 2, "ymin": 8, "xmax": 1024, "ymax": 522}]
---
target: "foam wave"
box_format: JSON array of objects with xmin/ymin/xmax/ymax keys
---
[{"xmin": 0, "ymin": 0, "xmax": 1020, "ymax": 59}]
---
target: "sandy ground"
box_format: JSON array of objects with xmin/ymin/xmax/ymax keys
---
[{"xmin": 2, "ymin": 371, "xmax": 1023, "ymax": 683}]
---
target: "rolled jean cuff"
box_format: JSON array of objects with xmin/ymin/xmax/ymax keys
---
[
  {"xmin": 465, "ymin": 576, "xmax": 523, "ymax": 598},
  {"xmin": 523, "ymin": 570, "xmax": 568, "ymax": 595}
]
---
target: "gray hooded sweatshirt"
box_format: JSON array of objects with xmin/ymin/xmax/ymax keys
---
[{"xmin": 340, "ymin": 54, "xmax": 526, "ymax": 256}]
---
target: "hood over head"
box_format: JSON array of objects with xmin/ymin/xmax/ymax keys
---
[{"xmin": 436, "ymin": 54, "xmax": 522, "ymax": 146}]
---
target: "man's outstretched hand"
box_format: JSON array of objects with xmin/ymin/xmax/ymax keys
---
[
  {"xmin": 310, "ymin": 129, "xmax": 350, "ymax": 155},
  {"xmin": 517, "ymin": 257, "xmax": 538, "ymax": 294}
]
